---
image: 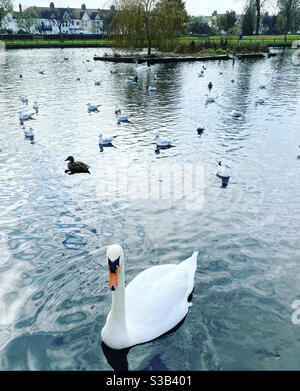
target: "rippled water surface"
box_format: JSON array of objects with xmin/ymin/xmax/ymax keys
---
[{"xmin": 0, "ymin": 48, "xmax": 300, "ymax": 370}]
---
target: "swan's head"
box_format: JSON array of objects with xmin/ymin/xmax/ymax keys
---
[{"xmin": 106, "ymin": 244, "xmax": 124, "ymax": 291}]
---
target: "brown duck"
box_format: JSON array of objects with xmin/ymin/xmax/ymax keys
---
[{"xmin": 65, "ymin": 156, "xmax": 91, "ymax": 175}]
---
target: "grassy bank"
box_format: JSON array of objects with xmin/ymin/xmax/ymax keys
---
[
  {"xmin": 2, "ymin": 33, "xmax": 297, "ymax": 51},
  {"xmin": 180, "ymin": 34, "xmax": 299, "ymax": 47}
]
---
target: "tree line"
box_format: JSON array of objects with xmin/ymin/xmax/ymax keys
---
[
  {"xmin": 188, "ymin": 0, "xmax": 300, "ymax": 38},
  {"xmin": 1, "ymin": 0, "xmax": 300, "ymax": 46}
]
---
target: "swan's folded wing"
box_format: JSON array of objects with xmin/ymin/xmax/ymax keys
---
[{"xmin": 125, "ymin": 264, "xmax": 194, "ymax": 345}]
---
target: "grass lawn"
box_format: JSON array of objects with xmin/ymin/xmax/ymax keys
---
[{"xmin": 179, "ymin": 34, "xmax": 300, "ymax": 45}]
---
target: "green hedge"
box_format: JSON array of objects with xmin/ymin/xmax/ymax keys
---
[{"xmin": 0, "ymin": 33, "xmax": 114, "ymax": 41}]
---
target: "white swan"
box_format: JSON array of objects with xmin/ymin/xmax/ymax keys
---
[
  {"xmin": 101, "ymin": 244, "xmax": 198, "ymax": 350},
  {"xmin": 156, "ymin": 134, "xmax": 172, "ymax": 147},
  {"xmin": 99, "ymin": 134, "xmax": 118, "ymax": 145}
]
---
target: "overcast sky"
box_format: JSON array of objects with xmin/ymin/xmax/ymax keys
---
[
  {"xmin": 15, "ymin": 0, "xmax": 246, "ymax": 15},
  {"xmin": 15, "ymin": 0, "xmax": 277, "ymax": 16}
]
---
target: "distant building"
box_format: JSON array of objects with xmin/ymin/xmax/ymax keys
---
[{"xmin": 2, "ymin": 3, "xmax": 110, "ymax": 34}]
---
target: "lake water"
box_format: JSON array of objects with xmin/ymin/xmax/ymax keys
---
[{"xmin": 0, "ymin": 47, "xmax": 300, "ymax": 371}]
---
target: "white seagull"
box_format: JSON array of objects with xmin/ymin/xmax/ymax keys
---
[
  {"xmin": 255, "ymin": 98, "xmax": 265, "ymax": 105},
  {"xmin": 156, "ymin": 134, "xmax": 173, "ymax": 147},
  {"xmin": 23, "ymin": 127, "xmax": 34, "ymax": 138},
  {"xmin": 18, "ymin": 112, "xmax": 35, "ymax": 121},
  {"xmin": 229, "ymin": 110, "xmax": 243, "ymax": 118},
  {"xmin": 99, "ymin": 134, "xmax": 118, "ymax": 145},
  {"xmin": 115, "ymin": 105, "xmax": 121, "ymax": 115},
  {"xmin": 205, "ymin": 97, "xmax": 216, "ymax": 105},
  {"xmin": 148, "ymin": 85, "xmax": 156, "ymax": 92},
  {"xmin": 217, "ymin": 161, "xmax": 230, "ymax": 178},
  {"xmin": 33, "ymin": 101, "xmax": 39, "ymax": 113},
  {"xmin": 88, "ymin": 103, "xmax": 100, "ymax": 112},
  {"xmin": 117, "ymin": 112, "xmax": 132, "ymax": 124},
  {"xmin": 20, "ymin": 96, "xmax": 28, "ymax": 104}
]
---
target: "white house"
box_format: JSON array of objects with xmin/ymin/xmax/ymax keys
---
[{"xmin": 2, "ymin": 3, "xmax": 108, "ymax": 34}]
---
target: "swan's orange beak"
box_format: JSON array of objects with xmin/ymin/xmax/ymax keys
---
[{"xmin": 109, "ymin": 266, "xmax": 119, "ymax": 291}]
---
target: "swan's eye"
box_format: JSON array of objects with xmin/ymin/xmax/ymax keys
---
[{"xmin": 108, "ymin": 257, "xmax": 120, "ymax": 273}]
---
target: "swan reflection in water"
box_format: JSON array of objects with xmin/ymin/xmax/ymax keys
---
[{"xmin": 101, "ymin": 314, "xmax": 189, "ymax": 371}]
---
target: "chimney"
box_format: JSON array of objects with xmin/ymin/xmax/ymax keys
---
[
  {"xmin": 50, "ymin": 2, "xmax": 55, "ymax": 10},
  {"xmin": 81, "ymin": 4, "xmax": 86, "ymax": 11},
  {"xmin": 19, "ymin": 3, "xmax": 22, "ymax": 14}
]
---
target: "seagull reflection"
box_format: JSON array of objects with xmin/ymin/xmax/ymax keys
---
[
  {"xmin": 99, "ymin": 144, "xmax": 116, "ymax": 153},
  {"xmin": 155, "ymin": 145, "xmax": 175, "ymax": 155}
]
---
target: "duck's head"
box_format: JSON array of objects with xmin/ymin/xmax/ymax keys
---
[
  {"xmin": 106, "ymin": 244, "xmax": 124, "ymax": 291},
  {"xmin": 65, "ymin": 156, "xmax": 74, "ymax": 163}
]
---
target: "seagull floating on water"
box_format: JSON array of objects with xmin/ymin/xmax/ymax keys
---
[
  {"xmin": 259, "ymin": 84, "xmax": 266, "ymax": 89},
  {"xmin": 148, "ymin": 85, "xmax": 156, "ymax": 92},
  {"xmin": 33, "ymin": 101, "xmax": 39, "ymax": 113},
  {"xmin": 19, "ymin": 112, "xmax": 35, "ymax": 122},
  {"xmin": 117, "ymin": 112, "xmax": 132, "ymax": 124},
  {"xmin": 20, "ymin": 96, "xmax": 28, "ymax": 104},
  {"xmin": 115, "ymin": 105, "xmax": 121, "ymax": 115},
  {"xmin": 156, "ymin": 134, "xmax": 173, "ymax": 147},
  {"xmin": 94, "ymin": 80, "xmax": 102, "ymax": 86},
  {"xmin": 99, "ymin": 134, "xmax": 118, "ymax": 145},
  {"xmin": 125, "ymin": 76, "xmax": 138, "ymax": 84},
  {"xmin": 217, "ymin": 161, "xmax": 230, "ymax": 187},
  {"xmin": 255, "ymin": 98, "xmax": 265, "ymax": 105},
  {"xmin": 88, "ymin": 103, "xmax": 100, "ymax": 112},
  {"xmin": 230, "ymin": 110, "xmax": 243, "ymax": 118},
  {"xmin": 205, "ymin": 97, "xmax": 216, "ymax": 105},
  {"xmin": 23, "ymin": 126, "xmax": 34, "ymax": 138},
  {"xmin": 39, "ymin": 70, "xmax": 45, "ymax": 75}
]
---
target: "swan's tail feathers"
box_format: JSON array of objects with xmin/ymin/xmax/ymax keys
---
[{"xmin": 180, "ymin": 251, "xmax": 198, "ymax": 273}]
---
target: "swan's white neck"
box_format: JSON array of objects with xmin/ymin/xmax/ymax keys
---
[{"xmin": 101, "ymin": 255, "xmax": 131, "ymax": 349}]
